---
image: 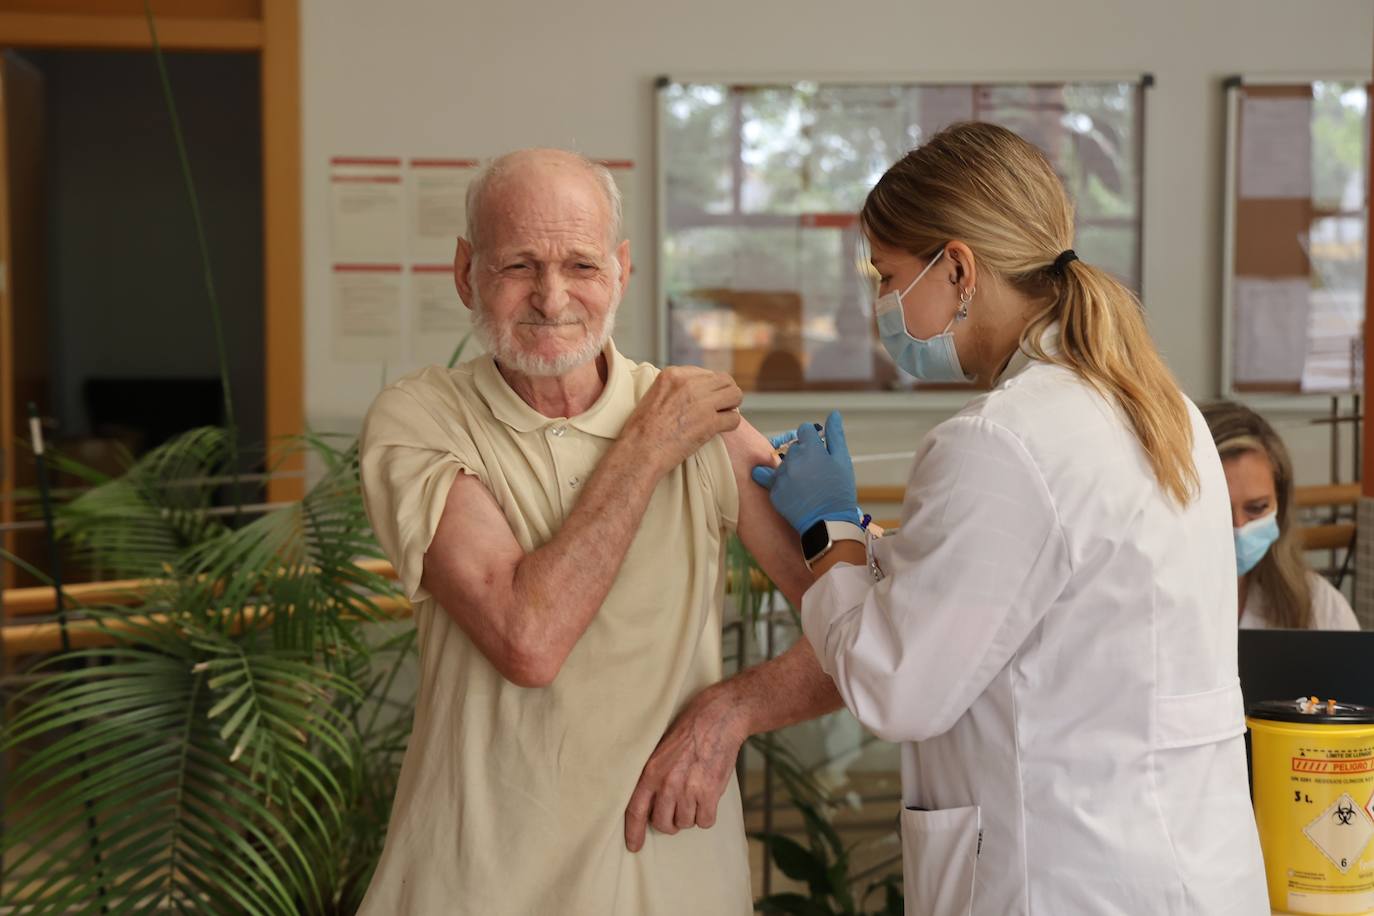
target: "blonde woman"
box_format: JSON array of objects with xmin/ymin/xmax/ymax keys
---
[
  {"xmin": 1202, "ymin": 400, "xmax": 1359, "ymax": 630},
  {"xmin": 752, "ymin": 123, "xmax": 1267, "ymax": 915}
]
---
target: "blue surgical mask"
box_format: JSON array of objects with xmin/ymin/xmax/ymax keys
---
[
  {"xmin": 874, "ymin": 249, "xmax": 971, "ymax": 383},
  {"xmin": 1234, "ymin": 511, "xmax": 1279, "ymax": 576}
]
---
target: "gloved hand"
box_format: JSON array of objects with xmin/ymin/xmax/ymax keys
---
[
  {"xmin": 751, "ymin": 410, "xmax": 859, "ymax": 534},
  {"xmin": 766, "ymin": 424, "xmax": 821, "ymax": 456},
  {"xmin": 767, "ymin": 429, "xmax": 798, "ymax": 452}
]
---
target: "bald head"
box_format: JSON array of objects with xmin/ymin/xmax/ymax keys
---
[{"xmin": 465, "ymin": 148, "xmax": 623, "ymax": 257}]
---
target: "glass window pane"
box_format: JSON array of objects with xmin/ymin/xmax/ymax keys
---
[{"xmin": 662, "ymin": 79, "xmax": 1145, "ymax": 392}]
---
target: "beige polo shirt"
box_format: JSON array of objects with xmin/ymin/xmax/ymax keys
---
[{"xmin": 356, "ymin": 342, "xmax": 752, "ymax": 916}]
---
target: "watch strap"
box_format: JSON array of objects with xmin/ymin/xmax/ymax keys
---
[{"xmin": 802, "ymin": 519, "xmax": 867, "ymax": 570}]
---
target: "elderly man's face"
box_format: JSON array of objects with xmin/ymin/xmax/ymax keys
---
[{"xmin": 460, "ymin": 170, "xmax": 629, "ymax": 377}]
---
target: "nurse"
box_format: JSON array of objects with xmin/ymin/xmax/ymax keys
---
[
  {"xmin": 1201, "ymin": 399, "xmax": 1359, "ymax": 630},
  {"xmin": 753, "ymin": 123, "xmax": 1269, "ymax": 915}
]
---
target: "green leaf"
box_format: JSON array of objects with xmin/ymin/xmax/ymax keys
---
[
  {"xmin": 752, "ymin": 832, "xmax": 831, "ymax": 889},
  {"xmin": 755, "ymin": 892, "xmax": 838, "ymax": 916}
]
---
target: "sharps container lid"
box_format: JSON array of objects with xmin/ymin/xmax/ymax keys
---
[{"xmin": 1248, "ymin": 697, "xmax": 1374, "ymax": 724}]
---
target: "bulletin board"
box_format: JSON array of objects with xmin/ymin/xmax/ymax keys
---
[
  {"xmin": 655, "ymin": 75, "xmax": 1150, "ymax": 396},
  {"xmin": 1221, "ymin": 76, "xmax": 1370, "ymax": 396}
]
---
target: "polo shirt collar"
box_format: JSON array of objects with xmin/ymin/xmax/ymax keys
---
[{"xmin": 474, "ymin": 340, "xmax": 634, "ymax": 439}]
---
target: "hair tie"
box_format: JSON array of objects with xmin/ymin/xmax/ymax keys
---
[{"xmin": 1051, "ymin": 249, "xmax": 1078, "ymax": 275}]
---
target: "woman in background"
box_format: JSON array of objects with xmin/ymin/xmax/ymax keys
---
[{"xmin": 1202, "ymin": 400, "xmax": 1359, "ymax": 630}]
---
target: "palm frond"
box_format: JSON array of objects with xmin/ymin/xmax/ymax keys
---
[
  {"xmin": 172, "ymin": 439, "xmax": 396, "ymax": 658},
  {"xmin": 2, "ymin": 618, "xmax": 360, "ymax": 915},
  {"xmin": 54, "ymin": 426, "xmax": 232, "ymax": 579}
]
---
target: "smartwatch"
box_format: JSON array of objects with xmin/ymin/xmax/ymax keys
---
[{"xmin": 801, "ymin": 519, "xmax": 866, "ymax": 571}]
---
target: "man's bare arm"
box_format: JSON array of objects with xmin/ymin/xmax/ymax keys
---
[
  {"xmin": 717, "ymin": 419, "xmax": 844, "ymax": 736},
  {"xmin": 624, "ymin": 419, "xmax": 843, "ymax": 850},
  {"xmin": 421, "ymin": 367, "xmax": 742, "ymax": 688}
]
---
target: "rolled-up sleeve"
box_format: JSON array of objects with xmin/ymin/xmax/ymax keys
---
[
  {"xmin": 359, "ymin": 385, "xmax": 485, "ymax": 603},
  {"xmin": 801, "ymin": 415, "xmax": 1072, "ymax": 743}
]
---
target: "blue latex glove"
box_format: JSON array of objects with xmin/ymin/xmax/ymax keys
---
[
  {"xmin": 751, "ymin": 410, "xmax": 859, "ymax": 534},
  {"xmin": 767, "ymin": 429, "xmax": 798, "ymax": 452},
  {"xmin": 765, "ymin": 423, "xmax": 820, "ymax": 455}
]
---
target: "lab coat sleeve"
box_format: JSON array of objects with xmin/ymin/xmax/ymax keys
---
[{"xmin": 801, "ymin": 414, "xmax": 1072, "ymax": 743}]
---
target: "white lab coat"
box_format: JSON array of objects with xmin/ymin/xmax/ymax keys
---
[{"xmin": 802, "ymin": 348, "xmax": 1269, "ymax": 916}]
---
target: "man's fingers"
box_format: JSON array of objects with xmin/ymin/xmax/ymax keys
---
[
  {"xmin": 695, "ymin": 797, "xmax": 718, "ymax": 829},
  {"xmin": 625, "ymin": 784, "xmax": 654, "ymax": 852},
  {"xmin": 751, "ymin": 465, "xmax": 777, "ymax": 489},
  {"xmin": 706, "ymin": 382, "xmax": 743, "ymax": 412},
  {"xmin": 714, "ymin": 409, "xmax": 742, "ymax": 435},
  {"xmin": 650, "ymin": 792, "xmax": 679, "ymax": 836},
  {"xmin": 674, "ymin": 797, "xmax": 697, "ymax": 830}
]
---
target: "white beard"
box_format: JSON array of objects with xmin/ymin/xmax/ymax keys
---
[{"xmin": 470, "ymin": 286, "xmax": 619, "ymax": 377}]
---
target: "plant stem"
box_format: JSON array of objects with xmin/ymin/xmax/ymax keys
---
[
  {"xmin": 27, "ymin": 402, "xmax": 109, "ymax": 912},
  {"xmin": 143, "ymin": 1, "xmax": 242, "ymax": 519}
]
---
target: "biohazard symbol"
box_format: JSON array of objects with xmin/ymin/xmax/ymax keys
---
[{"xmin": 1335, "ymin": 800, "xmax": 1357, "ymax": 827}]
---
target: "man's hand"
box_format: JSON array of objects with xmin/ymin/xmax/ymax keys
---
[
  {"xmin": 620, "ymin": 367, "xmax": 743, "ymax": 475},
  {"xmin": 624, "ymin": 685, "xmax": 747, "ymax": 852}
]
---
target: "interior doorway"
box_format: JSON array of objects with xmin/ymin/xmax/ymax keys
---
[
  {"xmin": 2, "ymin": 48, "xmax": 264, "ymax": 587},
  {"xmin": 0, "ymin": 2, "xmax": 301, "ymax": 590}
]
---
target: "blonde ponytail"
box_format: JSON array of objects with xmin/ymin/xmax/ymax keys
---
[
  {"xmin": 861, "ymin": 122, "xmax": 1199, "ymax": 505},
  {"xmin": 1024, "ymin": 260, "xmax": 1199, "ymax": 505}
]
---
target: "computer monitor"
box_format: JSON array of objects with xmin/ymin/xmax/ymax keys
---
[{"xmin": 1238, "ymin": 629, "xmax": 1374, "ymax": 711}]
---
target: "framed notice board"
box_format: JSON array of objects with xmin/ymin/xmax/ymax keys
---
[
  {"xmin": 655, "ymin": 75, "xmax": 1150, "ymax": 398},
  {"xmin": 1222, "ymin": 76, "xmax": 1370, "ymax": 396}
]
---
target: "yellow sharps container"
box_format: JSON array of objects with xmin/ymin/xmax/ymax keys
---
[{"xmin": 1248, "ymin": 699, "xmax": 1374, "ymax": 915}]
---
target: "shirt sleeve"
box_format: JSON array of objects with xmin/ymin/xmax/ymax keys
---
[
  {"xmin": 359, "ymin": 383, "xmax": 486, "ymax": 603},
  {"xmin": 801, "ymin": 414, "xmax": 1073, "ymax": 743},
  {"xmin": 1308, "ymin": 573, "xmax": 1361, "ymax": 631},
  {"xmin": 693, "ymin": 435, "xmax": 740, "ymax": 534}
]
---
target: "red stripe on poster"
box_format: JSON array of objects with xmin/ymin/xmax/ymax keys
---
[
  {"xmin": 331, "ymin": 156, "xmax": 402, "ymax": 166},
  {"xmin": 410, "ymin": 158, "xmax": 480, "ymax": 168}
]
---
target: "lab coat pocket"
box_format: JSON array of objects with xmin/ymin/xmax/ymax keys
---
[{"xmin": 899, "ymin": 804, "xmax": 980, "ymax": 916}]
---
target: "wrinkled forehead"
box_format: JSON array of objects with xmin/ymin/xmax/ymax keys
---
[{"xmin": 477, "ymin": 169, "xmax": 614, "ymax": 257}]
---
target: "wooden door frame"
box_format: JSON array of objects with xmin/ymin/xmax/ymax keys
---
[{"xmin": 0, "ymin": 1, "xmax": 304, "ymax": 502}]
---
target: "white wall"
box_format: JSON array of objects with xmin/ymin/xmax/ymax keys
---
[{"xmin": 300, "ymin": 0, "xmax": 1373, "ymax": 489}]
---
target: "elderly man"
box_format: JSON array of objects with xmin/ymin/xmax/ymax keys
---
[{"xmin": 357, "ymin": 148, "xmax": 841, "ymax": 915}]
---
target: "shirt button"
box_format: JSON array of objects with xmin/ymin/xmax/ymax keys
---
[
  {"xmin": 568, "ymin": 476, "xmax": 580, "ymax": 489},
  {"xmin": 550, "ymin": 426, "xmax": 567, "ymax": 438}
]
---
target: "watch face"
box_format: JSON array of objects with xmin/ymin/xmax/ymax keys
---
[{"xmin": 801, "ymin": 521, "xmax": 831, "ymax": 560}]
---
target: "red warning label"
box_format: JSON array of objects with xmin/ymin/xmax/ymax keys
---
[{"xmin": 1292, "ymin": 756, "xmax": 1374, "ymax": 774}]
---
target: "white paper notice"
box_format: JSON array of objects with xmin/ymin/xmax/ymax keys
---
[
  {"xmin": 1240, "ymin": 97, "xmax": 1313, "ymax": 199},
  {"xmin": 1233, "ymin": 276, "xmax": 1310, "ymax": 386},
  {"xmin": 409, "ymin": 159, "xmax": 478, "ymax": 263},
  {"xmin": 334, "ymin": 264, "xmax": 404, "ymax": 363},
  {"xmin": 411, "ymin": 265, "xmax": 479, "ymax": 366},
  {"xmin": 330, "ymin": 157, "xmax": 405, "ymax": 263}
]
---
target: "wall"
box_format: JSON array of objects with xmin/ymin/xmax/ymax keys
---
[
  {"xmin": 300, "ymin": 0, "xmax": 1373, "ymax": 490},
  {"xmin": 39, "ymin": 50, "xmax": 264, "ymax": 456}
]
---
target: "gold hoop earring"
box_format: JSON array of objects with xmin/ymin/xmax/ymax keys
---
[{"xmin": 956, "ymin": 287, "xmax": 974, "ymax": 321}]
